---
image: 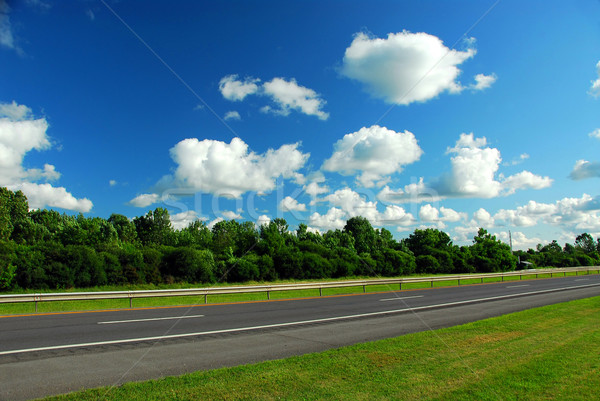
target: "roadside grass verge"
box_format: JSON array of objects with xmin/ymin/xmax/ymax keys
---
[
  {"xmin": 43, "ymin": 296, "xmax": 600, "ymax": 400},
  {"xmin": 1, "ymin": 269, "xmax": 598, "ymax": 315}
]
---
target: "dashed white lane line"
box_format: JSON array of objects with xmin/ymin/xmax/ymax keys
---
[
  {"xmin": 98, "ymin": 315, "xmax": 204, "ymax": 325},
  {"xmin": 379, "ymin": 295, "xmax": 424, "ymax": 302},
  {"xmin": 505, "ymin": 285, "xmax": 530, "ymax": 289}
]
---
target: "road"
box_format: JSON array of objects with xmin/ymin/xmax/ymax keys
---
[{"xmin": 1, "ymin": 274, "xmax": 599, "ymax": 400}]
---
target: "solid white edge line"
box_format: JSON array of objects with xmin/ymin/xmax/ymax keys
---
[
  {"xmin": 505, "ymin": 285, "xmax": 530, "ymax": 288},
  {"xmin": 98, "ymin": 315, "xmax": 205, "ymax": 325},
  {"xmin": 379, "ymin": 295, "xmax": 424, "ymax": 302},
  {"xmin": 1, "ymin": 282, "xmax": 599, "ymax": 356}
]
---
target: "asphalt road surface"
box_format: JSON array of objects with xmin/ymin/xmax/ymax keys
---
[{"xmin": 1, "ymin": 274, "xmax": 599, "ymax": 400}]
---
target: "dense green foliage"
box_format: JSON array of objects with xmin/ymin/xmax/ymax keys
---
[{"xmin": 0, "ymin": 187, "xmax": 598, "ymax": 291}]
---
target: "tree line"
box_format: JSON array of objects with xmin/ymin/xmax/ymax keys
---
[{"xmin": 0, "ymin": 187, "xmax": 598, "ymax": 291}]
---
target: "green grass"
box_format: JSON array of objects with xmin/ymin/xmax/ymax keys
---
[
  {"xmin": 41, "ymin": 296, "xmax": 600, "ymax": 400},
  {"xmin": 1, "ymin": 268, "xmax": 598, "ymax": 315}
]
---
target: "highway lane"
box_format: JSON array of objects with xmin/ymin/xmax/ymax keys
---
[
  {"xmin": 1, "ymin": 274, "xmax": 599, "ymax": 356},
  {"xmin": 0, "ymin": 275, "xmax": 599, "ymax": 400}
]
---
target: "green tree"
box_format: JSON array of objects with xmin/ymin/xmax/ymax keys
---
[
  {"xmin": 162, "ymin": 248, "xmax": 215, "ymax": 283},
  {"xmin": 323, "ymin": 229, "xmax": 355, "ymax": 252},
  {"xmin": 259, "ymin": 218, "xmax": 290, "ymax": 256},
  {"xmin": 344, "ymin": 216, "xmax": 375, "ymax": 255},
  {"xmin": 296, "ymin": 223, "xmax": 322, "ymax": 244},
  {"xmin": 404, "ymin": 228, "xmax": 456, "ymax": 273},
  {"xmin": 108, "ymin": 214, "xmax": 138, "ymax": 243},
  {"xmin": 470, "ymin": 228, "xmax": 516, "ymax": 272},
  {"xmin": 134, "ymin": 208, "xmax": 173, "ymax": 246},
  {"xmin": 575, "ymin": 233, "xmax": 596, "ymax": 254},
  {"xmin": 0, "ymin": 188, "xmax": 30, "ymax": 242},
  {"xmin": 176, "ymin": 220, "xmax": 212, "ymax": 249},
  {"xmin": 211, "ymin": 220, "xmax": 241, "ymax": 256}
]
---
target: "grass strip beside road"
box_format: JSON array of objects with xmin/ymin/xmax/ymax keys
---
[
  {"xmin": 43, "ymin": 296, "xmax": 600, "ymax": 400},
  {"xmin": 1, "ymin": 269, "xmax": 597, "ymax": 315}
]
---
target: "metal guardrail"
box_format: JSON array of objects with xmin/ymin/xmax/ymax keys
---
[{"xmin": 0, "ymin": 266, "xmax": 598, "ymax": 312}]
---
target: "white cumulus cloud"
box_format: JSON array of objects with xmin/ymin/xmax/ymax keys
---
[
  {"xmin": 309, "ymin": 207, "xmax": 346, "ymax": 231},
  {"xmin": 15, "ymin": 182, "xmax": 93, "ymax": 212},
  {"xmin": 0, "ymin": 101, "xmax": 92, "ymax": 212},
  {"xmin": 129, "ymin": 193, "xmax": 161, "ymax": 208},
  {"xmin": 303, "ymin": 181, "xmax": 330, "ymax": 198},
  {"xmin": 314, "ymin": 187, "xmax": 416, "ymax": 230},
  {"xmin": 473, "ymin": 208, "xmax": 495, "ymax": 227},
  {"xmin": 502, "ymin": 171, "xmax": 553, "ymax": 195},
  {"xmin": 219, "ymin": 75, "xmax": 329, "ymax": 120},
  {"xmin": 219, "ymin": 75, "xmax": 260, "ymax": 101},
  {"xmin": 323, "ymin": 125, "xmax": 423, "ymax": 187},
  {"xmin": 471, "ymin": 73, "xmax": 497, "ymax": 90},
  {"xmin": 222, "ymin": 210, "xmax": 242, "ymax": 220},
  {"xmin": 418, "ymin": 204, "xmax": 466, "ymax": 224},
  {"xmin": 569, "ymin": 159, "xmax": 600, "ymax": 180},
  {"xmin": 341, "ymin": 31, "xmax": 493, "ymax": 105},
  {"xmin": 589, "ymin": 128, "xmax": 600, "ymax": 140},
  {"xmin": 256, "ymin": 214, "xmax": 271, "ymax": 227},
  {"xmin": 496, "ymin": 231, "xmax": 542, "ymax": 250},
  {"xmin": 419, "ymin": 204, "xmax": 439, "ymax": 222},
  {"xmin": 377, "ymin": 178, "xmax": 443, "ymax": 204},
  {"xmin": 262, "ymin": 78, "xmax": 329, "ymax": 120},
  {"xmin": 170, "ymin": 210, "xmax": 204, "ymax": 230},
  {"xmin": 279, "ymin": 196, "xmax": 307, "ymax": 212},
  {"xmin": 167, "ymin": 137, "xmax": 309, "ymax": 198},
  {"xmin": 378, "ymin": 133, "xmax": 551, "ymax": 203},
  {"xmin": 0, "ymin": 101, "xmax": 32, "ymax": 120},
  {"xmin": 440, "ymin": 133, "xmax": 503, "ymax": 198}
]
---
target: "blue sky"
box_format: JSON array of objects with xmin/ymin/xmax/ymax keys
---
[{"xmin": 1, "ymin": 0, "xmax": 599, "ymax": 249}]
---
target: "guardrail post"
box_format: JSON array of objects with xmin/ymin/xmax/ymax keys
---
[
  {"xmin": 501, "ymin": 276, "xmax": 504, "ymax": 282},
  {"xmin": 431, "ymin": 280, "xmax": 433, "ymax": 288},
  {"xmin": 204, "ymin": 294, "xmax": 207, "ymax": 304},
  {"xmin": 575, "ymin": 270, "xmax": 578, "ymax": 276},
  {"xmin": 399, "ymin": 282, "xmax": 402, "ymax": 290},
  {"xmin": 458, "ymin": 279, "xmax": 460, "ymax": 286},
  {"xmin": 35, "ymin": 300, "xmax": 38, "ymax": 313},
  {"xmin": 267, "ymin": 291, "xmax": 270, "ymax": 300},
  {"xmin": 481, "ymin": 277, "xmax": 483, "ymax": 284},
  {"xmin": 319, "ymin": 288, "xmax": 322, "ymax": 297},
  {"xmin": 363, "ymin": 285, "xmax": 366, "ymax": 293}
]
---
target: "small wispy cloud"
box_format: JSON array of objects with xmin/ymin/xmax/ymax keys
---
[
  {"xmin": 504, "ymin": 153, "xmax": 529, "ymax": 166},
  {"xmin": 224, "ymin": 110, "xmax": 241, "ymax": 121}
]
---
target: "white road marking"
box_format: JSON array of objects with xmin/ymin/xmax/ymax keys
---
[
  {"xmin": 98, "ymin": 314, "xmax": 204, "ymax": 325},
  {"xmin": 505, "ymin": 285, "xmax": 529, "ymax": 288},
  {"xmin": 2, "ymin": 282, "xmax": 599, "ymax": 356},
  {"xmin": 574, "ymin": 279, "xmax": 589, "ymax": 281},
  {"xmin": 379, "ymin": 295, "xmax": 424, "ymax": 302}
]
